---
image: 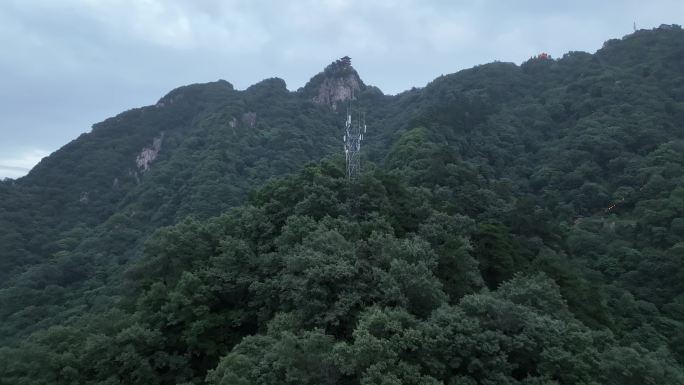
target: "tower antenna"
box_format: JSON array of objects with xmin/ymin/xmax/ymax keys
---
[{"xmin": 343, "ymin": 98, "xmax": 366, "ymax": 179}]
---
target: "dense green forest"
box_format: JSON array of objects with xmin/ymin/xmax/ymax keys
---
[{"xmin": 1, "ymin": 26, "xmax": 684, "ymax": 384}]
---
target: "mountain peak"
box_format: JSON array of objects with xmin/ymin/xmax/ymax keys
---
[
  {"xmin": 303, "ymin": 56, "xmax": 365, "ymax": 110},
  {"xmin": 323, "ymin": 56, "xmax": 354, "ymax": 75}
]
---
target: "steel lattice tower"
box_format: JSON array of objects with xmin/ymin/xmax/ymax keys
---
[{"xmin": 343, "ymin": 103, "xmax": 366, "ymax": 179}]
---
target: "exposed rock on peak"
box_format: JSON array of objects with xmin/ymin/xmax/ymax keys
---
[
  {"xmin": 312, "ymin": 74, "xmax": 362, "ymax": 110},
  {"xmin": 303, "ymin": 56, "xmax": 365, "ymax": 110}
]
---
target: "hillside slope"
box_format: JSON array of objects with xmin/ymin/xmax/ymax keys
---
[{"xmin": 1, "ymin": 25, "xmax": 684, "ymax": 384}]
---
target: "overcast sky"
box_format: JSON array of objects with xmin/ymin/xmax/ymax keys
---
[{"xmin": 1, "ymin": 0, "xmax": 682, "ymax": 179}]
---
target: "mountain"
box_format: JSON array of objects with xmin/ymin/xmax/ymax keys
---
[{"xmin": 1, "ymin": 25, "xmax": 684, "ymax": 384}]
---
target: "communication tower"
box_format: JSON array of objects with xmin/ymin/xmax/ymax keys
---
[{"xmin": 343, "ymin": 100, "xmax": 366, "ymax": 179}]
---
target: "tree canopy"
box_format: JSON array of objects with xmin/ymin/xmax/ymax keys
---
[{"xmin": 1, "ymin": 25, "xmax": 684, "ymax": 384}]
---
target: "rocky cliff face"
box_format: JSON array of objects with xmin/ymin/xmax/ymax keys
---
[
  {"xmin": 312, "ymin": 73, "xmax": 361, "ymax": 110},
  {"xmin": 136, "ymin": 133, "xmax": 164, "ymax": 172},
  {"xmin": 305, "ymin": 56, "xmax": 364, "ymax": 110}
]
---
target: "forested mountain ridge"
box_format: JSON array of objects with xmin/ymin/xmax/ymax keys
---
[{"xmin": 1, "ymin": 25, "xmax": 684, "ymax": 384}]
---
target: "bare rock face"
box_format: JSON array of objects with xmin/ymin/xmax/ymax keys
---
[
  {"xmin": 313, "ymin": 74, "xmax": 361, "ymax": 110},
  {"xmin": 136, "ymin": 133, "xmax": 164, "ymax": 172},
  {"xmin": 242, "ymin": 112, "xmax": 257, "ymax": 128},
  {"xmin": 307, "ymin": 56, "xmax": 365, "ymax": 110}
]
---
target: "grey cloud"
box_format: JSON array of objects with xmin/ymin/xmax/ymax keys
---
[{"xmin": 0, "ymin": 165, "xmax": 29, "ymax": 172}]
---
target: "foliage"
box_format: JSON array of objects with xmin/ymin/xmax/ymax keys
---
[{"xmin": 1, "ymin": 26, "xmax": 684, "ymax": 383}]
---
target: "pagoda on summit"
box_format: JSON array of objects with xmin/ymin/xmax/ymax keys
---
[{"xmin": 339, "ymin": 56, "xmax": 351, "ymax": 67}]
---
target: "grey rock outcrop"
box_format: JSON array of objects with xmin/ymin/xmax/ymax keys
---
[
  {"xmin": 242, "ymin": 112, "xmax": 257, "ymax": 128},
  {"xmin": 136, "ymin": 133, "xmax": 164, "ymax": 172},
  {"xmin": 304, "ymin": 56, "xmax": 365, "ymax": 110},
  {"xmin": 312, "ymin": 73, "xmax": 361, "ymax": 110}
]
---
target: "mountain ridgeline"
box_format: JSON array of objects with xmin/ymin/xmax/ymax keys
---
[{"xmin": 1, "ymin": 26, "xmax": 684, "ymax": 384}]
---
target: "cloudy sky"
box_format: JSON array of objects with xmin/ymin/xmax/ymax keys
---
[{"xmin": 1, "ymin": 0, "xmax": 682, "ymax": 179}]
